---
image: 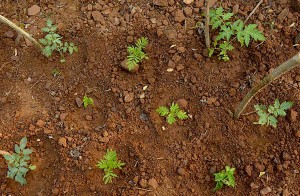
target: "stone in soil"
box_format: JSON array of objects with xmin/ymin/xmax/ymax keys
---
[
  {"xmin": 289, "ymin": 109, "xmax": 298, "ymax": 122},
  {"xmin": 260, "ymin": 187, "xmax": 272, "ymax": 195},
  {"xmin": 4, "ymin": 31, "xmax": 14, "ymax": 38},
  {"xmin": 124, "ymin": 92, "xmax": 134, "ymax": 103},
  {"xmin": 92, "ymin": 11, "xmax": 105, "ymax": 23},
  {"xmin": 75, "ymin": 97, "xmax": 83, "ymax": 108},
  {"xmin": 58, "ymin": 137, "xmax": 67, "ymax": 147},
  {"xmin": 153, "ymin": 0, "xmax": 168, "ymax": 6},
  {"xmin": 177, "ymin": 99, "xmax": 188, "ymax": 108},
  {"xmin": 28, "ymin": 5, "xmax": 41, "ymax": 16},
  {"xmin": 60, "ymin": 113, "xmax": 68, "ymax": 121},
  {"xmin": 120, "ymin": 59, "xmax": 139, "ymax": 73},
  {"xmin": 174, "ymin": 10, "xmax": 186, "ymax": 23},
  {"xmin": 139, "ymin": 179, "xmax": 148, "ymax": 188},
  {"xmin": 36, "ymin": 119, "xmax": 44, "ymax": 127},
  {"xmin": 148, "ymin": 178, "xmax": 158, "ymax": 189},
  {"xmin": 183, "ymin": 0, "xmax": 194, "ymax": 5}
]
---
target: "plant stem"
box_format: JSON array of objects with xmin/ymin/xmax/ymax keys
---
[
  {"xmin": 205, "ymin": 0, "xmax": 211, "ymax": 48},
  {"xmin": 0, "ymin": 14, "xmax": 43, "ymax": 51},
  {"xmin": 234, "ymin": 52, "xmax": 300, "ymax": 119}
]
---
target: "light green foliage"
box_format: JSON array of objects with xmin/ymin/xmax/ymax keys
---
[
  {"xmin": 83, "ymin": 95, "xmax": 94, "ymax": 108},
  {"xmin": 213, "ymin": 166, "xmax": 235, "ymax": 192},
  {"xmin": 208, "ymin": 7, "xmax": 265, "ymax": 61},
  {"xmin": 39, "ymin": 19, "xmax": 78, "ymax": 63},
  {"xmin": 156, "ymin": 102, "xmax": 188, "ymax": 124},
  {"xmin": 3, "ymin": 137, "xmax": 36, "ymax": 185},
  {"xmin": 254, "ymin": 99, "xmax": 293, "ymax": 128},
  {"xmin": 127, "ymin": 37, "xmax": 149, "ymax": 71},
  {"xmin": 96, "ymin": 149, "xmax": 125, "ymax": 184}
]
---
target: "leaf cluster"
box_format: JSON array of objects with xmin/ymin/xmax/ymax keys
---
[
  {"xmin": 213, "ymin": 166, "xmax": 235, "ymax": 192},
  {"xmin": 209, "ymin": 7, "xmax": 265, "ymax": 61},
  {"xmin": 156, "ymin": 102, "xmax": 188, "ymax": 124},
  {"xmin": 83, "ymin": 95, "xmax": 94, "ymax": 108},
  {"xmin": 254, "ymin": 99, "xmax": 293, "ymax": 128},
  {"xmin": 96, "ymin": 149, "xmax": 125, "ymax": 184},
  {"xmin": 3, "ymin": 137, "xmax": 36, "ymax": 185},
  {"xmin": 39, "ymin": 19, "xmax": 78, "ymax": 63},
  {"xmin": 127, "ymin": 37, "xmax": 149, "ymax": 71}
]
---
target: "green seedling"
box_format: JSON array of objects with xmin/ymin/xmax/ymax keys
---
[
  {"xmin": 51, "ymin": 68, "xmax": 61, "ymax": 77},
  {"xmin": 3, "ymin": 137, "xmax": 36, "ymax": 185},
  {"xmin": 208, "ymin": 7, "xmax": 265, "ymax": 61},
  {"xmin": 96, "ymin": 149, "xmax": 125, "ymax": 184},
  {"xmin": 83, "ymin": 95, "xmax": 94, "ymax": 108},
  {"xmin": 127, "ymin": 37, "xmax": 149, "ymax": 71},
  {"xmin": 39, "ymin": 19, "xmax": 78, "ymax": 63},
  {"xmin": 254, "ymin": 98, "xmax": 293, "ymax": 128},
  {"xmin": 213, "ymin": 166, "xmax": 236, "ymax": 192},
  {"xmin": 156, "ymin": 102, "xmax": 188, "ymax": 124}
]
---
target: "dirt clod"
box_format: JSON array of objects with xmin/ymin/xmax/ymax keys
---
[
  {"xmin": 148, "ymin": 178, "xmax": 158, "ymax": 189},
  {"xmin": 260, "ymin": 187, "xmax": 272, "ymax": 195},
  {"xmin": 58, "ymin": 137, "xmax": 67, "ymax": 148},
  {"xmin": 28, "ymin": 5, "xmax": 41, "ymax": 16},
  {"xmin": 36, "ymin": 119, "xmax": 45, "ymax": 127}
]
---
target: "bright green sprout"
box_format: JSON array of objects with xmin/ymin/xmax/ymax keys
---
[
  {"xmin": 39, "ymin": 19, "xmax": 78, "ymax": 63},
  {"xmin": 96, "ymin": 149, "xmax": 125, "ymax": 184},
  {"xmin": 156, "ymin": 102, "xmax": 188, "ymax": 124},
  {"xmin": 127, "ymin": 37, "xmax": 149, "ymax": 71},
  {"xmin": 213, "ymin": 166, "xmax": 236, "ymax": 192},
  {"xmin": 208, "ymin": 7, "xmax": 265, "ymax": 61},
  {"xmin": 254, "ymin": 99, "xmax": 293, "ymax": 128},
  {"xmin": 51, "ymin": 68, "xmax": 61, "ymax": 77},
  {"xmin": 3, "ymin": 137, "xmax": 36, "ymax": 185},
  {"xmin": 83, "ymin": 95, "xmax": 94, "ymax": 108}
]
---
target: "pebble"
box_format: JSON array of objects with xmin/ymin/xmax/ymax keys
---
[
  {"xmin": 4, "ymin": 31, "xmax": 14, "ymax": 38},
  {"xmin": 52, "ymin": 187, "xmax": 59, "ymax": 195},
  {"xmin": 36, "ymin": 119, "xmax": 44, "ymax": 127},
  {"xmin": 124, "ymin": 92, "xmax": 134, "ymax": 103},
  {"xmin": 174, "ymin": 10, "xmax": 186, "ymax": 23},
  {"xmin": 183, "ymin": 0, "xmax": 194, "ymax": 5},
  {"xmin": 153, "ymin": 0, "xmax": 168, "ymax": 6},
  {"xmin": 75, "ymin": 98, "xmax": 83, "ymax": 108},
  {"xmin": 43, "ymin": 129, "xmax": 52, "ymax": 134},
  {"xmin": 229, "ymin": 88, "xmax": 236, "ymax": 96},
  {"xmin": 245, "ymin": 165, "xmax": 252, "ymax": 176},
  {"xmin": 92, "ymin": 11, "xmax": 105, "ymax": 23},
  {"xmin": 28, "ymin": 5, "xmax": 41, "ymax": 16},
  {"xmin": 99, "ymin": 137, "xmax": 109, "ymax": 143},
  {"xmin": 232, "ymin": 4, "xmax": 239, "ymax": 14},
  {"xmin": 177, "ymin": 99, "xmax": 188, "ymax": 108},
  {"xmin": 85, "ymin": 115, "xmax": 93, "ymax": 121},
  {"xmin": 60, "ymin": 113, "xmax": 68, "ymax": 121},
  {"xmin": 58, "ymin": 137, "xmax": 67, "ymax": 148},
  {"xmin": 207, "ymin": 97, "xmax": 217, "ymax": 105},
  {"xmin": 295, "ymin": 130, "xmax": 300, "ymax": 138},
  {"xmin": 260, "ymin": 187, "xmax": 272, "ymax": 195},
  {"xmin": 176, "ymin": 64, "xmax": 185, "ymax": 71},
  {"xmin": 148, "ymin": 178, "xmax": 158, "ymax": 189},
  {"xmin": 177, "ymin": 168, "xmax": 186, "ymax": 176},
  {"xmin": 289, "ymin": 109, "xmax": 298, "ymax": 122},
  {"xmin": 139, "ymin": 179, "xmax": 148, "ymax": 188}
]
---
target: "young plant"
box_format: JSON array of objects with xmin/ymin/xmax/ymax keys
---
[
  {"xmin": 254, "ymin": 99, "xmax": 293, "ymax": 128},
  {"xmin": 39, "ymin": 19, "xmax": 78, "ymax": 63},
  {"xmin": 156, "ymin": 102, "xmax": 188, "ymax": 124},
  {"xmin": 3, "ymin": 137, "xmax": 36, "ymax": 185},
  {"xmin": 208, "ymin": 7, "xmax": 265, "ymax": 61},
  {"xmin": 213, "ymin": 166, "xmax": 235, "ymax": 192},
  {"xmin": 83, "ymin": 95, "xmax": 94, "ymax": 108},
  {"xmin": 127, "ymin": 37, "xmax": 149, "ymax": 71},
  {"xmin": 96, "ymin": 149, "xmax": 125, "ymax": 184}
]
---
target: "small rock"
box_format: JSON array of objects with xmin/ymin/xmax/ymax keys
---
[
  {"xmin": 92, "ymin": 11, "xmax": 104, "ymax": 23},
  {"xmin": 52, "ymin": 187, "xmax": 59, "ymax": 195},
  {"xmin": 120, "ymin": 59, "xmax": 139, "ymax": 73},
  {"xmin": 75, "ymin": 98, "xmax": 83, "ymax": 108},
  {"xmin": 153, "ymin": 0, "xmax": 168, "ymax": 6},
  {"xmin": 278, "ymin": 8, "xmax": 289, "ymax": 21},
  {"xmin": 295, "ymin": 75, "xmax": 300, "ymax": 82},
  {"xmin": 28, "ymin": 5, "xmax": 41, "ymax": 16},
  {"xmin": 229, "ymin": 88, "xmax": 236, "ymax": 96},
  {"xmin": 295, "ymin": 130, "xmax": 300, "ymax": 138},
  {"xmin": 289, "ymin": 109, "xmax": 298, "ymax": 122},
  {"xmin": 148, "ymin": 178, "xmax": 158, "ymax": 190},
  {"xmin": 282, "ymin": 188, "xmax": 289, "ymax": 196},
  {"xmin": 183, "ymin": 0, "xmax": 194, "ymax": 5},
  {"xmin": 207, "ymin": 97, "xmax": 217, "ymax": 105},
  {"xmin": 60, "ymin": 113, "xmax": 68, "ymax": 121},
  {"xmin": 250, "ymin": 182, "xmax": 259, "ymax": 189},
  {"xmin": 282, "ymin": 151, "xmax": 291, "ymax": 161},
  {"xmin": 44, "ymin": 129, "xmax": 52, "ymax": 134},
  {"xmin": 176, "ymin": 64, "xmax": 185, "ymax": 71},
  {"xmin": 177, "ymin": 168, "xmax": 186, "ymax": 176},
  {"xmin": 139, "ymin": 179, "xmax": 148, "ymax": 188},
  {"xmin": 45, "ymin": 80, "xmax": 52, "ymax": 90},
  {"xmin": 10, "ymin": 55, "xmax": 19, "ymax": 61},
  {"xmin": 124, "ymin": 92, "xmax": 135, "ymax": 103},
  {"xmin": 36, "ymin": 119, "xmax": 44, "ymax": 127},
  {"xmin": 260, "ymin": 187, "xmax": 272, "ymax": 195},
  {"xmin": 208, "ymin": 0, "xmax": 217, "ymax": 6},
  {"xmin": 245, "ymin": 165, "xmax": 252, "ymax": 176},
  {"xmin": 4, "ymin": 31, "xmax": 14, "ymax": 38},
  {"xmin": 232, "ymin": 4, "xmax": 239, "ymax": 14},
  {"xmin": 168, "ymin": 60, "xmax": 176, "ymax": 68},
  {"xmin": 177, "ymin": 99, "xmax": 188, "ymax": 108},
  {"xmin": 174, "ymin": 10, "xmax": 186, "ymax": 23},
  {"xmin": 183, "ymin": 7, "xmax": 193, "ymax": 17},
  {"xmin": 85, "ymin": 115, "xmax": 93, "ymax": 121},
  {"xmin": 99, "ymin": 137, "xmax": 109, "ymax": 143},
  {"xmin": 58, "ymin": 137, "xmax": 67, "ymax": 147}
]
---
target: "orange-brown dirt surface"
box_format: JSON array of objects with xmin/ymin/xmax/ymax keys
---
[{"xmin": 0, "ymin": 0, "xmax": 300, "ymax": 195}]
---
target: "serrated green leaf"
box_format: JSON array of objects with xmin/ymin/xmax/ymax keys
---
[
  {"xmin": 15, "ymin": 145, "xmax": 21, "ymax": 154},
  {"xmin": 23, "ymin": 149, "xmax": 33, "ymax": 155},
  {"xmin": 83, "ymin": 95, "xmax": 94, "ymax": 108},
  {"xmin": 15, "ymin": 173, "xmax": 27, "ymax": 185},
  {"xmin": 156, "ymin": 106, "xmax": 169, "ymax": 116},
  {"xmin": 167, "ymin": 114, "xmax": 176, "ymax": 124},
  {"xmin": 20, "ymin": 137, "xmax": 27, "ymax": 150},
  {"xmin": 177, "ymin": 110, "xmax": 188, "ymax": 120},
  {"xmin": 280, "ymin": 101, "xmax": 293, "ymax": 110},
  {"xmin": 268, "ymin": 115, "xmax": 278, "ymax": 128},
  {"xmin": 274, "ymin": 98, "xmax": 280, "ymax": 108},
  {"xmin": 243, "ymin": 24, "xmax": 265, "ymax": 47},
  {"xmin": 222, "ymin": 13, "xmax": 234, "ymax": 21},
  {"xmin": 208, "ymin": 48, "xmax": 214, "ymax": 57}
]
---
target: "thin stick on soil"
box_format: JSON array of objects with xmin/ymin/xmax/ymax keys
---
[
  {"xmin": 244, "ymin": 0, "xmax": 264, "ymax": 23},
  {"xmin": 234, "ymin": 52, "xmax": 300, "ymax": 119},
  {"xmin": 205, "ymin": 0, "xmax": 210, "ymax": 48},
  {"xmin": 0, "ymin": 14, "xmax": 43, "ymax": 50}
]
